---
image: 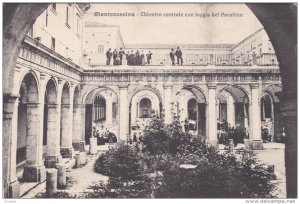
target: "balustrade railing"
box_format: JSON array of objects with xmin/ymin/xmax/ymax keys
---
[{"xmin": 83, "ymin": 53, "xmax": 279, "ymax": 67}]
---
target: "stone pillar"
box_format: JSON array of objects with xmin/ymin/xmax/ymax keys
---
[
  {"xmin": 23, "ymin": 102, "xmax": 46, "ymax": 182},
  {"xmin": 60, "ymin": 104, "xmax": 73, "ymax": 158},
  {"xmin": 119, "ymin": 85, "xmax": 129, "ymax": 141},
  {"xmin": 46, "ymin": 169, "xmax": 57, "ymax": 197},
  {"xmin": 106, "ymin": 97, "xmax": 113, "ymax": 126},
  {"xmin": 3, "ymin": 94, "xmax": 20, "ymax": 198},
  {"xmin": 227, "ymin": 95, "xmax": 235, "ymax": 127},
  {"xmin": 164, "ymin": 84, "xmax": 172, "ymax": 124},
  {"xmin": 249, "ymin": 84, "xmax": 263, "ymax": 150},
  {"xmin": 277, "ymin": 91, "xmax": 297, "ymax": 198},
  {"xmin": 72, "ymin": 104, "xmax": 85, "ymax": 151},
  {"xmin": 89, "ymin": 138, "xmax": 97, "ymax": 154},
  {"xmin": 44, "ymin": 104, "xmax": 62, "ymax": 168},
  {"xmin": 207, "ymin": 84, "xmax": 218, "ymax": 147}
]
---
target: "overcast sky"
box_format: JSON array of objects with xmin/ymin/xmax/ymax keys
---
[{"xmin": 85, "ymin": 4, "xmax": 263, "ymax": 45}]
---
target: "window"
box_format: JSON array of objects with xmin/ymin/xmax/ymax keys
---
[
  {"xmin": 51, "ymin": 37, "xmax": 55, "ymax": 50},
  {"xmin": 94, "ymin": 95, "xmax": 106, "ymax": 122},
  {"xmin": 77, "ymin": 18, "xmax": 80, "ymax": 36},
  {"xmin": 98, "ymin": 45, "xmax": 104, "ymax": 53},
  {"xmin": 139, "ymin": 98, "xmax": 152, "ymax": 118},
  {"xmin": 51, "ymin": 3, "xmax": 56, "ymax": 10},
  {"xmin": 28, "ymin": 24, "xmax": 33, "ymax": 37},
  {"xmin": 46, "ymin": 10, "xmax": 48, "ymax": 27},
  {"xmin": 65, "ymin": 6, "xmax": 70, "ymax": 27}
]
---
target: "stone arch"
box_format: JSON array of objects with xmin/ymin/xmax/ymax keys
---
[
  {"xmin": 60, "ymin": 82, "xmax": 73, "ymax": 158},
  {"xmin": 129, "ymin": 86, "xmax": 163, "ymax": 105},
  {"xmin": 130, "ymin": 88, "xmax": 162, "ymax": 137},
  {"xmin": 43, "ymin": 78, "xmax": 61, "ymax": 167},
  {"xmin": 83, "ymin": 86, "xmax": 118, "ymax": 105},
  {"xmin": 16, "ymin": 72, "xmax": 42, "ymax": 183}
]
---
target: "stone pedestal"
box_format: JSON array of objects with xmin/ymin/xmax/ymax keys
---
[
  {"xmin": 89, "ymin": 138, "xmax": 97, "ymax": 154},
  {"xmin": 60, "ymin": 147, "xmax": 73, "ymax": 158},
  {"xmin": 244, "ymin": 139, "xmax": 263, "ymax": 150},
  {"xmin": 250, "ymin": 139, "xmax": 263, "ymax": 150},
  {"xmin": 23, "ymin": 165, "xmax": 46, "ymax": 182},
  {"xmin": 8, "ymin": 181, "xmax": 20, "ymax": 198},
  {"xmin": 46, "ymin": 169, "xmax": 57, "ymax": 197},
  {"xmin": 56, "ymin": 164, "xmax": 66, "ymax": 189},
  {"xmin": 44, "ymin": 155, "xmax": 62, "ymax": 168},
  {"xmin": 72, "ymin": 141, "xmax": 85, "ymax": 152}
]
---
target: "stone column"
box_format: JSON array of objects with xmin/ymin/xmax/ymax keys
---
[
  {"xmin": 207, "ymin": 84, "xmax": 218, "ymax": 147},
  {"xmin": 23, "ymin": 102, "xmax": 46, "ymax": 182},
  {"xmin": 45, "ymin": 104, "xmax": 62, "ymax": 168},
  {"xmin": 227, "ymin": 96, "xmax": 235, "ymax": 127},
  {"xmin": 106, "ymin": 97, "xmax": 113, "ymax": 126},
  {"xmin": 277, "ymin": 91, "xmax": 297, "ymax": 198},
  {"xmin": 163, "ymin": 84, "xmax": 172, "ymax": 124},
  {"xmin": 60, "ymin": 103, "xmax": 73, "ymax": 158},
  {"xmin": 72, "ymin": 104, "xmax": 84, "ymax": 151},
  {"xmin": 119, "ymin": 85, "xmax": 129, "ymax": 141},
  {"xmin": 249, "ymin": 84, "xmax": 263, "ymax": 149},
  {"xmin": 3, "ymin": 94, "xmax": 20, "ymax": 198}
]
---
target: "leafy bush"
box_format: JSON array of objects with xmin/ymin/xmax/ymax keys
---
[
  {"xmin": 154, "ymin": 150, "xmax": 275, "ymax": 198},
  {"xmin": 94, "ymin": 143, "xmax": 144, "ymax": 182},
  {"xmin": 36, "ymin": 191, "xmax": 77, "ymax": 198}
]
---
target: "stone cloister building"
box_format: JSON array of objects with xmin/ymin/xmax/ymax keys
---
[{"xmin": 3, "ymin": 3, "xmax": 287, "ymax": 198}]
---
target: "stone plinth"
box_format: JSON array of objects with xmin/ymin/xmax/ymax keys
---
[
  {"xmin": 56, "ymin": 164, "xmax": 66, "ymax": 189},
  {"xmin": 60, "ymin": 147, "xmax": 73, "ymax": 158},
  {"xmin": 89, "ymin": 138, "xmax": 97, "ymax": 154},
  {"xmin": 72, "ymin": 141, "xmax": 85, "ymax": 152},
  {"xmin": 23, "ymin": 165, "xmax": 46, "ymax": 182},
  {"xmin": 44, "ymin": 155, "xmax": 62, "ymax": 168},
  {"xmin": 46, "ymin": 169, "xmax": 57, "ymax": 197},
  {"xmin": 8, "ymin": 181, "xmax": 20, "ymax": 198}
]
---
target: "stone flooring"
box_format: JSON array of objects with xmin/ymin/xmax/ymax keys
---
[{"xmin": 20, "ymin": 142, "xmax": 286, "ymax": 198}]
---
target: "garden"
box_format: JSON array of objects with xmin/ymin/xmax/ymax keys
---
[{"xmin": 43, "ymin": 114, "xmax": 276, "ymax": 198}]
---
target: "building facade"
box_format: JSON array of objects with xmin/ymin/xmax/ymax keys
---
[{"xmin": 4, "ymin": 3, "xmax": 283, "ymax": 197}]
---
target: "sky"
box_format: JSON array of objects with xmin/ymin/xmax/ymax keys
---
[{"xmin": 84, "ymin": 3, "xmax": 263, "ymax": 45}]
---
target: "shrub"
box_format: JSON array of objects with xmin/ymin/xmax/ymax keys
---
[
  {"xmin": 94, "ymin": 143, "xmax": 144, "ymax": 182},
  {"xmin": 154, "ymin": 150, "xmax": 275, "ymax": 198}
]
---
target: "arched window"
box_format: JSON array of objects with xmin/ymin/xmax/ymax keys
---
[
  {"xmin": 139, "ymin": 98, "xmax": 152, "ymax": 118},
  {"xmin": 94, "ymin": 95, "xmax": 106, "ymax": 122},
  {"xmin": 188, "ymin": 98, "xmax": 197, "ymax": 121},
  {"xmin": 261, "ymin": 95, "xmax": 272, "ymax": 121}
]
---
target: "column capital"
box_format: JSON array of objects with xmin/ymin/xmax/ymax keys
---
[
  {"xmin": 3, "ymin": 93, "xmax": 19, "ymax": 103},
  {"xmin": 163, "ymin": 84, "xmax": 173, "ymax": 89},
  {"xmin": 58, "ymin": 78, "xmax": 64, "ymax": 84},
  {"xmin": 3, "ymin": 94, "xmax": 19, "ymax": 119},
  {"xmin": 40, "ymin": 72, "xmax": 48, "ymax": 81},
  {"xmin": 250, "ymin": 83, "xmax": 259, "ymax": 89},
  {"xmin": 27, "ymin": 102, "xmax": 40, "ymax": 108},
  {"xmin": 47, "ymin": 103, "xmax": 59, "ymax": 108},
  {"xmin": 119, "ymin": 84, "xmax": 129, "ymax": 90},
  {"xmin": 61, "ymin": 104, "xmax": 71, "ymax": 108},
  {"xmin": 73, "ymin": 104, "xmax": 85, "ymax": 109},
  {"xmin": 207, "ymin": 83, "xmax": 217, "ymax": 89}
]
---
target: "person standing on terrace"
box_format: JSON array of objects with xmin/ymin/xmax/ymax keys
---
[
  {"xmin": 146, "ymin": 51, "xmax": 152, "ymax": 65},
  {"xmin": 119, "ymin": 48, "xmax": 125, "ymax": 65},
  {"xmin": 112, "ymin": 49, "xmax": 118, "ymax": 65},
  {"xmin": 175, "ymin": 46, "xmax": 183, "ymax": 65},
  {"xmin": 106, "ymin": 48, "xmax": 112, "ymax": 65},
  {"xmin": 170, "ymin": 48, "xmax": 176, "ymax": 66}
]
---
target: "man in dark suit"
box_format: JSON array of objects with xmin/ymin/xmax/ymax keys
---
[
  {"xmin": 175, "ymin": 46, "xmax": 183, "ymax": 65},
  {"xmin": 106, "ymin": 48, "xmax": 112, "ymax": 65},
  {"xmin": 119, "ymin": 47, "xmax": 125, "ymax": 65},
  {"xmin": 169, "ymin": 48, "xmax": 176, "ymax": 66}
]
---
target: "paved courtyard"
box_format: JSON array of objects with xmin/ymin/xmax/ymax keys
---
[{"xmin": 21, "ymin": 143, "xmax": 286, "ymax": 198}]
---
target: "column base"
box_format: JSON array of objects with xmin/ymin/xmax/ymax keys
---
[
  {"xmin": 207, "ymin": 140, "xmax": 219, "ymax": 149},
  {"xmin": 72, "ymin": 141, "xmax": 85, "ymax": 152},
  {"xmin": 60, "ymin": 147, "xmax": 74, "ymax": 158},
  {"xmin": 8, "ymin": 180, "xmax": 20, "ymax": 198},
  {"xmin": 44, "ymin": 155, "xmax": 62, "ymax": 168},
  {"xmin": 244, "ymin": 139, "xmax": 263, "ymax": 150},
  {"xmin": 23, "ymin": 165, "xmax": 46, "ymax": 182}
]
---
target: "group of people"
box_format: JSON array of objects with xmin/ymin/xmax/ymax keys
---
[
  {"xmin": 92, "ymin": 127, "xmax": 117, "ymax": 145},
  {"xmin": 169, "ymin": 47, "xmax": 183, "ymax": 66},
  {"xmin": 106, "ymin": 48, "xmax": 153, "ymax": 66},
  {"xmin": 217, "ymin": 120, "xmax": 249, "ymax": 146},
  {"xmin": 105, "ymin": 46, "xmax": 184, "ymax": 66}
]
